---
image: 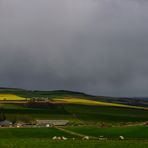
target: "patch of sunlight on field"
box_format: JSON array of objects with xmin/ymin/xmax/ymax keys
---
[
  {"xmin": 54, "ymin": 98, "xmax": 147, "ymax": 110},
  {"xmin": 0, "ymin": 94, "xmax": 26, "ymax": 101}
]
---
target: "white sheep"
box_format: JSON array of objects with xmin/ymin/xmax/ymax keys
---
[
  {"xmin": 52, "ymin": 136, "xmax": 57, "ymax": 140},
  {"xmin": 83, "ymin": 136, "xmax": 89, "ymax": 140},
  {"xmin": 62, "ymin": 136, "xmax": 68, "ymax": 140},
  {"xmin": 57, "ymin": 137, "xmax": 62, "ymax": 140},
  {"xmin": 119, "ymin": 136, "xmax": 124, "ymax": 140}
]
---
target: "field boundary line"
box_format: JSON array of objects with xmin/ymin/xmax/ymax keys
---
[{"xmin": 54, "ymin": 126, "xmax": 97, "ymax": 139}]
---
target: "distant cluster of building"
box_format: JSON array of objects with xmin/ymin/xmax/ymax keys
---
[{"xmin": 0, "ymin": 120, "xmax": 69, "ymax": 128}]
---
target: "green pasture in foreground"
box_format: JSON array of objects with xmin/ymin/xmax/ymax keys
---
[
  {"xmin": 0, "ymin": 128, "xmax": 75, "ymax": 139},
  {"xmin": 66, "ymin": 126, "xmax": 148, "ymax": 139},
  {"xmin": 0, "ymin": 126, "xmax": 148, "ymax": 139},
  {"xmin": 0, "ymin": 139, "xmax": 148, "ymax": 148},
  {"xmin": 0, "ymin": 127, "xmax": 147, "ymax": 148}
]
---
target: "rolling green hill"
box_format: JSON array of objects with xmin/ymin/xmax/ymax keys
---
[
  {"xmin": 0, "ymin": 88, "xmax": 148, "ymax": 107},
  {"xmin": 0, "ymin": 88, "xmax": 148, "ymax": 124},
  {"xmin": 0, "ymin": 103, "xmax": 148, "ymax": 124}
]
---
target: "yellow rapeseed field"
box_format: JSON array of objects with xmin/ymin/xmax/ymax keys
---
[
  {"xmin": 0, "ymin": 94, "xmax": 26, "ymax": 101},
  {"xmin": 54, "ymin": 98, "xmax": 147, "ymax": 110}
]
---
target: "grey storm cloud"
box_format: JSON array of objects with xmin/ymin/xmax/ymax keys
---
[{"xmin": 0, "ymin": 0, "xmax": 148, "ymax": 97}]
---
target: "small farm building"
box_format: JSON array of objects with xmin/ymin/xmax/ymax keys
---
[{"xmin": 0, "ymin": 120, "xmax": 13, "ymax": 127}]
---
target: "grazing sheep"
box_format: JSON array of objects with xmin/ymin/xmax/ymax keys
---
[
  {"xmin": 46, "ymin": 124, "xmax": 50, "ymax": 127},
  {"xmin": 57, "ymin": 137, "xmax": 62, "ymax": 140},
  {"xmin": 52, "ymin": 136, "xmax": 57, "ymax": 140},
  {"xmin": 83, "ymin": 136, "xmax": 89, "ymax": 140},
  {"xmin": 119, "ymin": 136, "xmax": 124, "ymax": 140},
  {"xmin": 62, "ymin": 137, "xmax": 67, "ymax": 140}
]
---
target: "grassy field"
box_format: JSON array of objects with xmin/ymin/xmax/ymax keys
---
[
  {"xmin": 65, "ymin": 105, "xmax": 148, "ymax": 123},
  {"xmin": 0, "ymin": 127, "xmax": 147, "ymax": 148},
  {"xmin": 0, "ymin": 127, "xmax": 148, "ymax": 148},
  {"xmin": 0, "ymin": 128, "xmax": 75, "ymax": 139},
  {"xmin": 0, "ymin": 139, "xmax": 148, "ymax": 148},
  {"xmin": 0, "ymin": 104, "xmax": 78, "ymax": 122},
  {"xmin": 0, "ymin": 104, "xmax": 148, "ymax": 123},
  {"xmin": 65, "ymin": 126, "xmax": 148, "ymax": 139},
  {"xmin": 1, "ymin": 126, "xmax": 147, "ymax": 139}
]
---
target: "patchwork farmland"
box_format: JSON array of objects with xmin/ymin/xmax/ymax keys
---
[{"xmin": 0, "ymin": 88, "xmax": 148, "ymax": 147}]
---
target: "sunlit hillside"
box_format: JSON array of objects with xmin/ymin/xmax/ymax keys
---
[
  {"xmin": 0, "ymin": 94, "xmax": 26, "ymax": 101},
  {"xmin": 53, "ymin": 98, "xmax": 147, "ymax": 110}
]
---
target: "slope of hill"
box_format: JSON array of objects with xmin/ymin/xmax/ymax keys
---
[
  {"xmin": 0, "ymin": 94, "xmax": 26, "ymax": 101},
  {"xmin": 0, "ymin": 87, "xmax": 148, "ymax": 123},
  {"xmin": 0, "ymin": 87, "xmax": 148, "ymax": 107}
]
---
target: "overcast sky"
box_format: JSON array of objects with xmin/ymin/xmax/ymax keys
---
[{"xmin": 0, "ymin": 0, "xmax": 148, "ymax": 97}]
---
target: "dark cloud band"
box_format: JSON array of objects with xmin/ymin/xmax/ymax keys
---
[{"xmin": 0, "ymin": 0, "xmax": 148, "ymax": 97}]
